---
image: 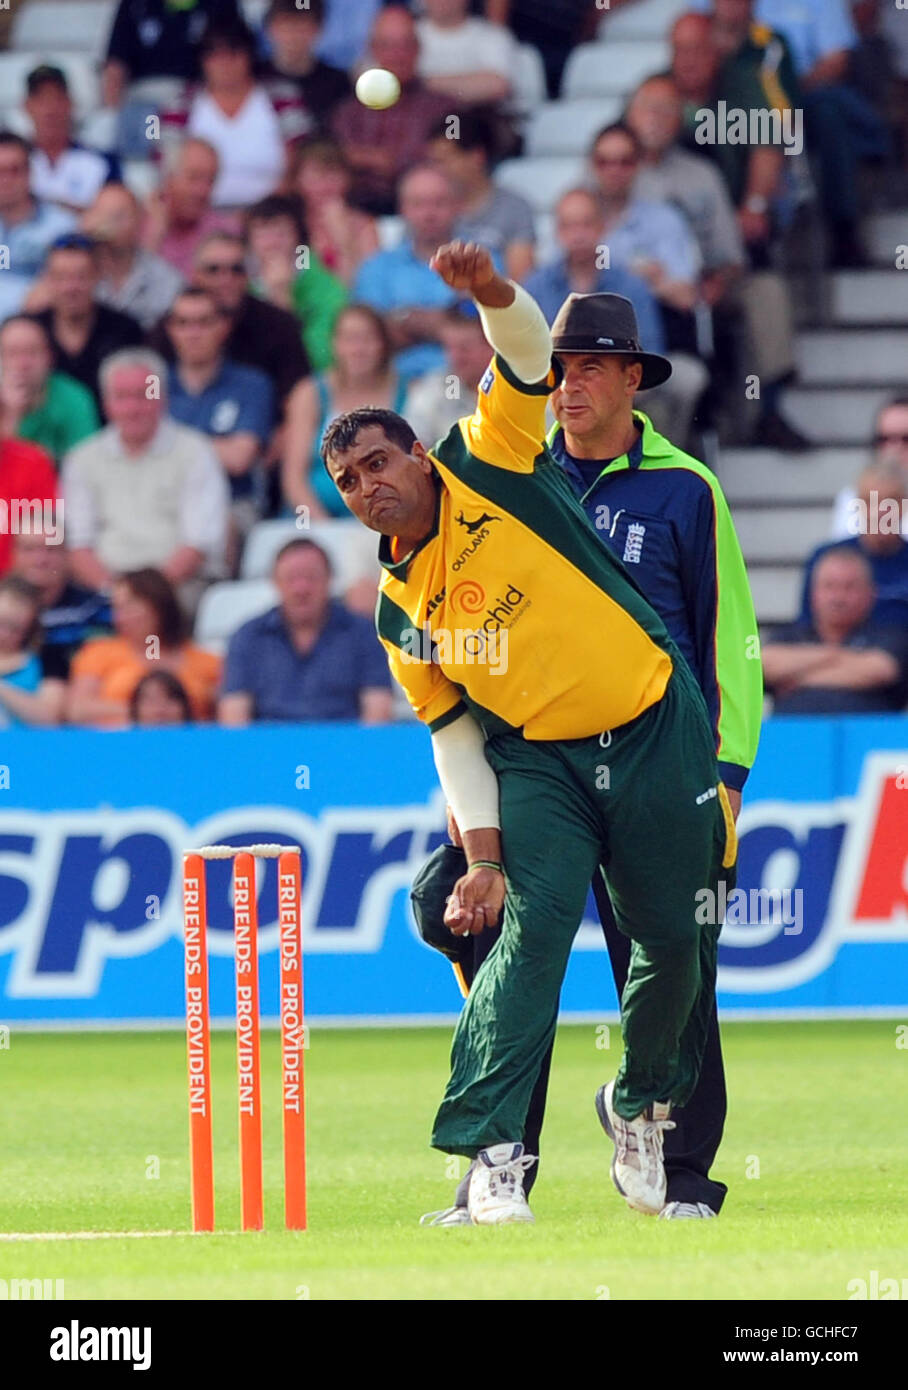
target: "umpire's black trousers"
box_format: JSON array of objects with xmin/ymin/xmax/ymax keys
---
[{"xmin": 458, "ymin": 875, "xmax": 728, "ymax": 1213}]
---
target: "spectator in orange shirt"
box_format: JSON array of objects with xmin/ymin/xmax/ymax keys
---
[
  {"xmin": 0, "ymin": 435, "xmax": 60, "ymax": 575},
  {"xmin": 67, "ymin": 567, "xmax": 221, "ymax": 726}
]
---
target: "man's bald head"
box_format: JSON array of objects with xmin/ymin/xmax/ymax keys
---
[
  {"xmin": 670, "ymin": 12, "xmax": 720, "ymax": 98},
  {"xmin": 810, "ymin": 547, "xmax": 876, "ymax": 635},
  {"xmin": 626, "ymin": 75, "xmax": 683, "ymax": 155},
  {"xmin": 399, "ymin": 163, "xmax": 457, "ymax": 246}
]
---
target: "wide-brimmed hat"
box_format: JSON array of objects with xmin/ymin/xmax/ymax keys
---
[{"xmin": 551, "ymin": 292, "xmax": 672, "ymax": 390}]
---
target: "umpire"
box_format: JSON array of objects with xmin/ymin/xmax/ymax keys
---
[{"xmin": 433, "ymin": 291, "xmax": 762, "ymax": 1223}]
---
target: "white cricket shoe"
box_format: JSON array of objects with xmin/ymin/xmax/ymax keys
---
[
  {"xmin": 660, "ymin": 1201, "xmax": 717, "ymax": 1220},
  {"xmin": 419, "ymin": 1205, "xmax": 472, "ymax": 1227},
  {"xmin": 595, "ymin": 1080, "xmax": 675, "ymax": 1215},
  {"xmin": 468, "ymin": 1142, "xmax": 536, "ymax": 1225}
]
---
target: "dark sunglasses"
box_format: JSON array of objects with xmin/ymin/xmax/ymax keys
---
[
  {"xmin": 170, "ymin": 313, "xmax": 220, "ymax": 327},
  {"xmin": 199, "ymin": 261, "xmax": 246, "ymax": 276}
]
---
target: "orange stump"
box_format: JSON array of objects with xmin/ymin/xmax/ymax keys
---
[
  {"xmin": 183, "ymin": 853, "xmax": 215, "ymax": 1233},
  {"xmin": 232, "ymin": 852, "xmax": 264, "ymax": 1232},
  {"xmin": 278, "ymin": 851, "xmax": 307, "ymax": 1230}
]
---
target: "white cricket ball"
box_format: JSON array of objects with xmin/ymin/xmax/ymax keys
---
[{"xmin": 355, "ymin": 67, "xmax": 401, "ymax": 110}]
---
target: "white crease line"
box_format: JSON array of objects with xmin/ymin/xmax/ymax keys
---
[{"xmin": 0, "ymin": 1229, "xmax": 238, "ymax": 1242}]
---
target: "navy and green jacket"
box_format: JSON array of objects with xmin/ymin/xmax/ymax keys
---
[{"xmin": 548, "ymin": 411, "xmax": 762, "ymax": 790}]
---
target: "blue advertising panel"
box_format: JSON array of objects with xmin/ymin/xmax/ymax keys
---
[{"xmin": 0, "ymin": 717, "xmax": 906, "ymax": 1024}]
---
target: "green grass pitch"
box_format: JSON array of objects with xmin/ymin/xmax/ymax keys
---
[{"xmin": 0, "ymin": 1020, "xmax": 904, "ymax": 1300}]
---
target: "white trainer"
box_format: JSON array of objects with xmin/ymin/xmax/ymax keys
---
[
  {"xmin": 419, "ymin": 1204, "xmax": 472, "ymax": 1227},
  {"xmin": 659, "ymin": 1201, "xmax": 717, "ymax": 1220},
  {"xmin": 468, "ymin": 1142, "xmax": 536, "ymax": 1225},
  {"xmin": 595, "ymin": 1080, "xmax": 675, "ymax": 1215}
]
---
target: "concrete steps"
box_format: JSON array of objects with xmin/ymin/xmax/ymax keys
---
[
  {"xmin": 796, "ymin": 329, "xmax": 908, "ymax": 386},
  {"xmin": 828, "ymin": 271, "xmax": 908, "ymax": 325},
  {"xmin": 747, "ymin": 565, "xmax": 803, "ymax": 627},
  {"xmin": 780, "ymin": 386, "xmax": 894, "ymax": 444},
  {"xmin": 865, "ymin": 211, "xmax": 907, "ymax": 267},
  {"xmin": 731, "ymin": 505, "xmax": 832, "ymax": 564},
  {"xmin": 718, "ymin": 447, "xmax": 862, "ymax": 504}
]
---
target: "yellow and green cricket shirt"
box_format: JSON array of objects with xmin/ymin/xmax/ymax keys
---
[{"xmin": 375, "ymin": 354, "xmax": 679, "ymax": 741}]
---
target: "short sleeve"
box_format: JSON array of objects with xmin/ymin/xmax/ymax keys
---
[
  {"xmin": 352, "ymin": 254, "xmax": 391, "ymax": 312},
  {"xmin": 376, "ymin": 591, "xmax": 464, "ymax": 729},
  {"xmin": 233, "ymin": 372, "xmax": 275, "ymax": 441},
  {"xmin": 69, "ymin": 637, "xmax": 119, "ymax": 681},
  {"xmin": 221, "ymin": 621, "xmax": 259, "ymax": 696},
  {"xmin": 355, "ymin": 617, "xmax": 393, "ymax": 691}
]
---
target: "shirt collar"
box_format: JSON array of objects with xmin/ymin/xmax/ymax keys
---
[
  {"xmin": 548, "ymin": 410, "xmax": 674, "ymax": 496},
  {"xmin": 378, "ymin": 483, "xmax": 442, "ymax": 579},
  {"xmin": 108, "ymin": 418, "xmax": 175, "ymax": 458}
]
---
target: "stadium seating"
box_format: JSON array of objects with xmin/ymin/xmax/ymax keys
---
[
  {"xmin": 525, "ymin": 98, "xmax": 622, "ymax": 158},
  {"xmin": 745, "ymin": 567, "xmax": 802, "ymax": 627},
  {"xmin": 2, "ymin": 0, "xmax": 902, "ymax": 648},
  {"xmin": 598, "ymin": 0, "xmax": 690, "ymax": 41},
  {"xmin": 561, "ymin": 40, "xmax": 671, "ymax": 101},
  {"xmin": 194, "ymin": 578, "xmax": 277, "ymax": 653},
  {"xmin": 10, "ymin": 0, "xmax": 115, "ymax": 57},
  {"xmin": 493, "ymin": 155, "xmax": 586, "ymax": 212},
  {"xmin": 240, "ymin": 518, "xmax": 381, "ymax": 594},
  {"xmin": 509, "ymin": 42, "xmax": 548, "ymax": 126},
  {"xmin": 723, "ymin": 448, "xmax": 867, "ymax": 626}
]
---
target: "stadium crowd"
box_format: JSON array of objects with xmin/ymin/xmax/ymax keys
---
[{"xmin": 0, "ymin": 0, "xmax": 906, "ymax": 727}]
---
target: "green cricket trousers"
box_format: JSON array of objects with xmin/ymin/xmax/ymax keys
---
[{"xmin": 431, "ymin": 659, "xmax": 738, "ymax": 1157}]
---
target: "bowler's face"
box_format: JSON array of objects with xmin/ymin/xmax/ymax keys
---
[{"xmin": 326, "ymin": 424, "xmax": 435, "ymax": 536}]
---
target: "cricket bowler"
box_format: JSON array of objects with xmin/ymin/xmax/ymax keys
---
[{"xmin": 320, "ymin": 241, "xmax": 738, "ymax": 1225}]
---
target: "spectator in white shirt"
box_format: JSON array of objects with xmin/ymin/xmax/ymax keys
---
[
  {"xmin": 61, "ymin": 348, "xmax": 229, "ymax": 612},
  {"xmin": 25, "ymin": 65, "xmax": 119, "ymax": 214},
  {"xmin": 416, "ymin": 0, "xmax": 517, "ymax": 108},
  {"xmin": 175, "ymin": 18, "xmax": 287, "ymax": 209}
]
